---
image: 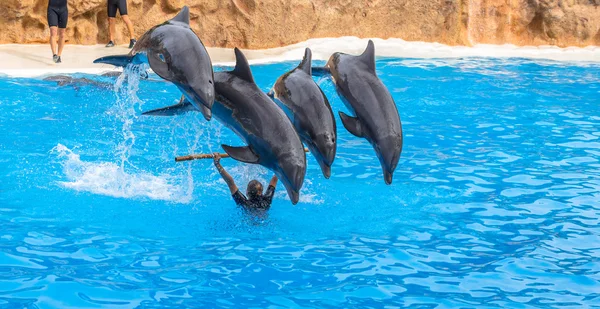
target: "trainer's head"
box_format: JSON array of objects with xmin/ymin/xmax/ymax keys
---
[{"xmin": 247, "ymin": 180, "xmax": 264, "ymax": 200}]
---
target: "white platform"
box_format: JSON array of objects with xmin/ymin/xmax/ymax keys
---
[{"xmin": 0, "ymin": 37, "xmax": 598, "ymax": 77}]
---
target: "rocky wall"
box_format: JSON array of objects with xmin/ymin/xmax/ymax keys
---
[{"xmin": 0, "ymin": 0, "xmax": 598, "ymax": 48}]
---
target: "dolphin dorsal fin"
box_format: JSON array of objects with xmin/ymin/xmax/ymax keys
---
[
  {"xmin": 171, "ymin": 6, "xmax": 190, "ymax": 25},
  {"xmin": 231, "ymin": 48, "xmax": 255, "ymax": 83},
  {"xmin": 298, "ymin": 48, "xmax": 312, "ymax": 75},
  {"xmin": 359, "ymin": 40, "xmax": 376, "ymax": 73}
]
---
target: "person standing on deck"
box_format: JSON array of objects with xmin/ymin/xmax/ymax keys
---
[
  {"xmin": 47, "ymin": 0, "xmax": 68, "ymax": 63},
  {"xmin": 105, "ymin": 0, "xmax": 137, "ymax": 48}
]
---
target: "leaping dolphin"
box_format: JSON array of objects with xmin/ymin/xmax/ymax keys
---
[
  {"xmin": 314, "ymin": 40, "xmax": 403, "ymax": 184},
  {"xmin": 93, "ymin": 6, "xmax": 215, "ymax": 120},
  {"xmin": 143, "ymin": 49, "xmax": 307, "ymax": 204},
  {"xmin": 269, "ymin": 48, "xmax": 337, "ymax": 179}
]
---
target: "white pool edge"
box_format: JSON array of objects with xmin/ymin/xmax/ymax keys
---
[{"xmin": 1, "ymin": 37, "xmax": 598, "ymax": 78}]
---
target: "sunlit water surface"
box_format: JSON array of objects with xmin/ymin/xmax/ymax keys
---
[{"xmin": 1, "ymin": 58, "xmax": 600, "ymax": 308}]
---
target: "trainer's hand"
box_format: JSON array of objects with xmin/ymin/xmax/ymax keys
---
[{"xmin": 213, "ymin": 153, "xmax": 221, "ymax": 165}]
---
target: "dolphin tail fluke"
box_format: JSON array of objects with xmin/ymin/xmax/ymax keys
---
[
  {"xmin": 339, "ymin": 111, "xmax": 364, "ymax": 138},
  {"xmin": 93, "ymin": 54, "xmax": 133, "ymax": 67},
  {"xmin": 141, "ymin": 96, "xmax": 196, "ymax": 116},
  {"xmin": 221, "ymin": 145, "xmax": 260, "ymax": 163},
  {"xmin": 311, "ymin": 66, "xmax": 330, "ymax": 77}
]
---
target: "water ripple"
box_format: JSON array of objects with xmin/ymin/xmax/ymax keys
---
[{"xmin": 0, "ymin": 59, "xmax": 599, "ymax": 307}]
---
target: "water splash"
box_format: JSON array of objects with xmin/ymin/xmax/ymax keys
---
[
  {"xmin": 51, "ymin": 144, "xmax": 191, "ymax": 202},
  {"xmin": 49, "ymin": 65, "xmax": 192, "ymax": 203},
  {"xmin": 109, "ymin": 65, "xmax": 148, "ymax": 169},
  {"xmin": 47, "ymin": 65, "xmax": 323, "ymax": 205},
  {"xmin": 160, "ymin": 114, "xmax": 225, "ymax": 203}
]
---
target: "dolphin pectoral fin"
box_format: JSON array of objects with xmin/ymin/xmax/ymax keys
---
[
  {"xmin": 339, "ymin": 112, "xmax": 364, "ymax": 138},
  {"xmin": 141, "ymin": 97, "xmax": 195, "ymax": 116},
  {"xmin": 221, "ymin": 145, "xmax": 260, "ymax": 164},
  {"xmin": 142, "ymin": 95, "xmax": 212, "ymax": 120},
  {"xmin": 311, "ymin": 66, "xmax": 330, "ymax": 77},
  {"xmin": 93, "ymin": 54, "xmax": 133, "ymax": 67},
  {"xmin": 298, "ymin": 48, "xmax": 312, "ymax": 75}
]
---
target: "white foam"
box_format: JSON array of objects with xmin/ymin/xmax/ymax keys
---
[
  {"xmin": 51, "ymin": 144, "xmax": 192, "ymax": 203},
  {"xmin": 0, "ymin": 38, "xmax": 598, "ymax": 77}
]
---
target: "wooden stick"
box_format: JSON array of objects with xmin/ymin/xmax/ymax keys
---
[
  {"xmin": 175, "ymin": 148, "xmax": 309, "ymax": 162},
  {"xmin": 175, "ymin": 152, "xmax": 230, "ymax": 162}
]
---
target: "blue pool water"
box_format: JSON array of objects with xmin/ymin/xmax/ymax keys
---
[{"xmin": 1, "ymin": 58, "xmax": 599, "ymax": 308}]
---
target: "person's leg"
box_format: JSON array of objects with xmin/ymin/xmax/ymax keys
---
[
  {"xmin": 106, "ymin": 0, "xmax": 117, "ymax": 47},
  {"xmin": 122, "ymin": 15, "xmax": 134, "ymax": 40},
  {"xmin": 49, "ymin": 27, "xmax": 58, "ymax": 57},
  {"xmin": 57, "ymin": 8, "xmax": 68, "ymax": 59},
  {"xmin": 47, "ymin": 7, "xmax": 58, "ymax": 58},
  {"xmin": 108, "ymin": 18, "xmax": 116, "ymax": 42},
  {"xmin": 57, "ymin": 29, "xmax": 66, "ymax": 57},
  {"xmin": 119, "ymin": 0, "xmax": 136, "ymax": 48}
]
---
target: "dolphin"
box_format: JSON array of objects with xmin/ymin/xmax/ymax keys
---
[
  {"xmin": 143, "ymin": 48, "xmax": 307, "ymax": 204},
  {"xmin": 93, "ymin": 6, "xmax": 215, "ymax": 120},
  {"xmin": 269, "ymin": 48, "xmax": 337, "ymax": 179},
  {"xmin": 43, "ymin": 75, "xmax": 112, "ymax": 89},
  {"xmin": 314, "ymin": 40, "xmax": 403, "ymax": 184},
  {"xmin": 43, "ymin": 71, "xmax": 150, "ymax": 89}
]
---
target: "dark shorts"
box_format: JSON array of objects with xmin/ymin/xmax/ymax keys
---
[
  {"xmin": 47, "ymin": 6, "xmax": 68, "ymax": 28},
  {"xmin": 108, "ymin": 0, "xmax": 128, "ymax": 18}
]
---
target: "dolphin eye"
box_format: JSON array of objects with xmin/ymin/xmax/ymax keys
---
[
  {"xmin": 158, "ymin": 53, "xmax": 166, "ymax": 62},
  {"xmin": 209, "ymin": 80, "xmax": 213, "ymax": 84}
]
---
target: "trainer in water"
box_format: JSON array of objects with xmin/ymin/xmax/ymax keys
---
[
  {"xmin": 47, "ymin": 0, "xmax": 68, "ymax": 63},
  {"xmin": 105, "ymin": 0, "xmax": 136, "ymax": 48},
  {"xmin": 314, "ymin": 40, "xmax": 403, "ymax": 184},
  {"xmin": 213, "ymin": 153, "xmax": 278, "ymax": 215}
]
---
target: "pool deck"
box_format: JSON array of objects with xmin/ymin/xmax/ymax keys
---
[{"xmin": 0, "ymin": 37, "xmax": 598, "ymax": 77}]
